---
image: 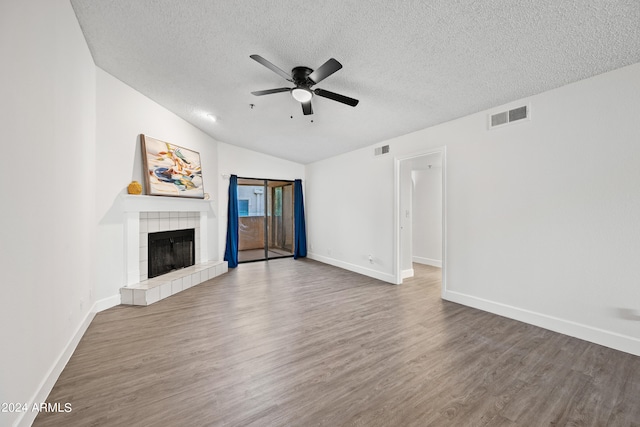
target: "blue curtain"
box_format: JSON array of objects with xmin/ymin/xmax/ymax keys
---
[
  {"xmin": 224, "ymin": 175, "xmax": 239, "ymax": 268},
  {"xmin": 293, "ymin": 179, "xmax": 307, "ymax": 259}
]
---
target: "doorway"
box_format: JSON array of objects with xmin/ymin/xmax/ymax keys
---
[
  {"xmin": 395, "ymin": 148, "xmax": 446, "ymax": 289},
  {"xmin": 237, "ymin": 178, "xmax": 295, "ymax": 263}
]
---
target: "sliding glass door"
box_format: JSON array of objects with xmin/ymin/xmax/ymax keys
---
[{"xmin": 237, "ymin": 178, "xmax": 294, "ymax": 263}]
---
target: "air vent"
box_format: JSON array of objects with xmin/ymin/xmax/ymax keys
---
[
  {"xmin": 491, "ymin": 111, "xmax": 508, "ymax": 127},
  {"xmin": 374, "ymin": 145, "xmax": 390, "ymax": 156},
  {"xmin": 489, "ymin": 105, "xmax": 529, "ymax": 129}
]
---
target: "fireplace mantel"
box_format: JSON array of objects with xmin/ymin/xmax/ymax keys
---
[{"xmin": 121, "ymin": 194, "xmax": 212, "ymax": 213}]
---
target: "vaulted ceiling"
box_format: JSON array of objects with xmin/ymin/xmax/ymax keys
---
[{"xmin": 71, "ymin": 0, "xmax": 640, "ymax": 164}]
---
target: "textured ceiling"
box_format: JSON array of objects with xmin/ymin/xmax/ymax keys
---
[{"xmin": 70, "ymin": 0, "xmax": 640, "ymax": 164}]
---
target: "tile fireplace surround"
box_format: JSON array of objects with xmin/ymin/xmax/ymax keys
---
[{"xmin": 120, "ymin": 194, "xmax": 227, "ymax": 306}]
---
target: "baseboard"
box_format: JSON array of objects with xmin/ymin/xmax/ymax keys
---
[
  {"xmin": 443, "ymin": 289, "xmax": 640, "ymax": 357},
  {"xmin": 15, "ymin": 308, "xmax": 96, "ymax": 427},
  {"xmin": 308, "ymin": 252, "xmax": 397, "ymax": 284},
  {"xmin": 413, "ymin": 256, "xmax": 442, "ymax": 268},
  {"xmin": 402, "ymin": 268, "xmax": 414, "ymax": 279},
  {"xmin": 95, "ymin": 294, "xmax": 121, "ymax": 312}
]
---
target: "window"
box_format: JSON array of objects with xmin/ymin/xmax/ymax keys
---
[{"xmin": 238, "ymin": 199, "xmax": 249, "ymax": 217}]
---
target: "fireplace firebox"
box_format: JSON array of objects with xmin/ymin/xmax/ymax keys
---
[{"xmin": 148, "ymin": 228, "xmax": 195, "ymax": 279}]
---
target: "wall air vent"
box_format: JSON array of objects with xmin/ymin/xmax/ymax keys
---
[
  {"xmin": 374, "ymin": 145, "xmax": 390, "ymax": 156},
  {"xmin": 491, "ymin": 111, "xmax": 508, "ymax": 127},
  {"xmin": 489, "ymin": 105, "xmax": 529, "ymax": 129}
]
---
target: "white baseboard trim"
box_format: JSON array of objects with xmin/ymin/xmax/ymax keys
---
[
  {"xmin": 95, "ymin": 294, "xmax": 121, "ymax": 312},
  {"xmin": 402, "ymin": 268, "xmax": 414, "ymax": 279},
  {"xmin": 308, "ymin": 252, "xmax": 397, "ymax": 284},
  {"xmin": 15, "ymin": 308, "xmax": 96, "ymax": 427},
  {"xmin": 413, "ymin": 256, "xmax": 442, "ymax": 268},
  {"xmin": 443, "ymin": 289, "xmax": 640, "ymax": 357}
]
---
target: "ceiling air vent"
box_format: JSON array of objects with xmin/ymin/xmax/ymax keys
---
[
  {"xmin": 489, "ymin": 105, "xmax": 529, "ymax": 129},
  {"xmin": 374, "ymin": 145, "xmax": 390, "ymax": 156}
]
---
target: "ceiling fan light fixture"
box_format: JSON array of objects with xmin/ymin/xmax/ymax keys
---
[
  {"xmin": 291, "ymin": 87, "xmax": 312, "ymax": 103},
  {"xmin": 250, "ymin": 55, "xmax": 359, "ymax": 115}
]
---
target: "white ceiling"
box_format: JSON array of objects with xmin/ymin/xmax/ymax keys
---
[{"xmin": 70, "ymin": 0, "xmax": 640, "ymax": 164}]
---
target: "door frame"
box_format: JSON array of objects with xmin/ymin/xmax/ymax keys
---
[
  {"xmin": 393, "ymin": 146, "xmax": 447, "ymax": 294},
  {"xmin": 237, "ymin": 177, "xmax": 295, "ymax": 263}
]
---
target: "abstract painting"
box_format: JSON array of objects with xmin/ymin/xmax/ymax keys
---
[{"xmin": 141, "ymin": 135, "xmax": 204, "ymax": 198}]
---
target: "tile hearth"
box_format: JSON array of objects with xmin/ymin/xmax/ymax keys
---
[{"xmin": 121, "ymin": 260, "xmax": 227, "ymax": 306}]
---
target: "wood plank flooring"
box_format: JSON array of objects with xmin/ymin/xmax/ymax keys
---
[{"xmin": 35, "ymin": 259, "xmax": 640, "ymax": 426}]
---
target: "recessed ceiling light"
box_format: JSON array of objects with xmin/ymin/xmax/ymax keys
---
[{"xmin": 207, "ymin": 113, "xmax": 217, "ymax": 122}]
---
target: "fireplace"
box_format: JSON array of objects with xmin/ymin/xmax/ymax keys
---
[
  {"xmin": 148, "ymin": 228, "xmax": 195, "ymax": 278},
  {"xmin": 122, "ymin": 195, "xmax": 212, "ymax": 286},
  {"xmin": 121, "ymin": 195, "xmax": 228, "ymax": 306}
]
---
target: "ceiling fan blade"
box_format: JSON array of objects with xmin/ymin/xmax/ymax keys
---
[
  {"xmin": 313, "ymin": 88, "xmax": 359, "ymax": 107},
  {"xmin": 308, "ymin": 58, "xmax": 342, "ymax": 84},
  {"xmin": 301, "ymin": 101, "xmax": 313, "ymax": 115},
  {"xmin": 250, "ymin": 55, "xmax": 292, "ymax": 81},
  {"xmin": 251, "ymin": 87, "xmax": 291, "ymax": 96}
]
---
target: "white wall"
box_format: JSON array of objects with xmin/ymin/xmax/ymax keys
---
[
  {"xmin": 306, "ymin": 62, "xmax": 640, "ymax": 355},
  {"xmin": 306, "ymin": 148, "xmax": 397, "ymax": 282},
  {"xmin": 95, "ymin": 68, "xmax": 220, "ymax": 304},
  {"xmin": 0, "ymin": 1, "xmax": 96, "ymax": 426},
  {"xmin": 412, "ymin": 167, "xmax": 442, "ymax": 267},
  {"xmin": 217, "ymin": 142, "xmax": 305, "ymax": 258}
]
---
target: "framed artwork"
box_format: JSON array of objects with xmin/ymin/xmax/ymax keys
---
[{"xmin": 141, "ymin": 135, "xmax": 205, "ymax": 198}]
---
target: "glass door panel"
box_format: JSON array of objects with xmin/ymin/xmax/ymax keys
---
[
  {"xmin": 267, "ymin": 181, "xmax": 294, "ymax": 258},
  {"xmin": 237, "ymin": 178, "xmax": 295, "ymax": 263},
  {"xmin": 237, "ymin": 178, "xmax": 267, "ymax": 263}
]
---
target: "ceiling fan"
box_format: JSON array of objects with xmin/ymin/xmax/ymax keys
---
[{"xmin": 250, "ymin": 54, "xmax": 359, "ymax": 115}]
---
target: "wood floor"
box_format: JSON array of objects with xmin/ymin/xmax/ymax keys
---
[{"xmin": 35, "ymin": 259, "xmax": 640, "ymax": 426}]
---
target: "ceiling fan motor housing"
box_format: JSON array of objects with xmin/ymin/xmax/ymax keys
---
[{"xmin": 292, "ymin": 66, "xmax": 314, "ymax": 86}]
